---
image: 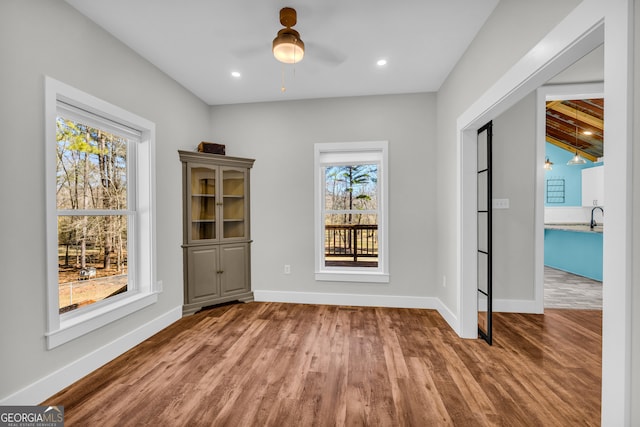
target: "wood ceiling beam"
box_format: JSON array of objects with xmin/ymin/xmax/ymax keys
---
[
  {"xmin": 546, "ymin": 100, "xmax": 562, "ymax": 110},
  {"xmin": 548, "ymin": 103, "xmax": 604, "ymax": 130},
  {"xmin": 546, "ymin": 136, "xmax": 598, "ymax": 162}
]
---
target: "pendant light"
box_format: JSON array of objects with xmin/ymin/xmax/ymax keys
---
[
  {"xmin": 567, "ymin": 104, "xmax": 587, "ymax": 165},
  {"xmin": 567, "ymin": 152, "xmax": 587, "ymax": 165},
  {"xmin": 273, "ymin": 8, "xmax": 304, "ymax": 64}
]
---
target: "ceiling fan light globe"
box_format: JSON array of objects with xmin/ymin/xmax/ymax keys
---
[{"xmin": 273, "ymin": 32, "xmax": 304, "ymax": 64}]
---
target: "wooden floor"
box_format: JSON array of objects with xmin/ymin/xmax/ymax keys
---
[{"xmin": 43, "ymin": 302, "xmax": 602, "ymax": 426}]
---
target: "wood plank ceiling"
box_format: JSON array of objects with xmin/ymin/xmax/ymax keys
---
[{"xmin": 546, "ymin": 99, "xmax": 604, "ymax": 162}]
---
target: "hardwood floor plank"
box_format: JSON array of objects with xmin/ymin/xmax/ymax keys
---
[{"xmin": 43, "ymin": 303, "xmax": 601, "ymax": 426}]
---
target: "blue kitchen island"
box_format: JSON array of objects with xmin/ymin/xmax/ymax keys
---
[{"xmin": 544, "ymin": 224, "xmax": 603, "ymax": 281}]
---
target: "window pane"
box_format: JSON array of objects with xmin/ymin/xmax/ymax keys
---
[
  {"xmin": 324, "ymin": 214, "xmax": 378, "ymax": 268},
  {"xmin": 478, "ymin": 212, "xmax": 489, "ymax": 253},
  {"xmin": 478, "ymin": 170, "xmax": 488, "ymax": 212},
  {"xmin": 56, "ymin": 116, "xmax": 128, "ymax": 210},
  {"xmin": 324, "ymin": 164, "xmax": 377, "ymax": 211},
  {"xmin": 57, "ymin": 215, "xmax": 128, "ymax": 313}
]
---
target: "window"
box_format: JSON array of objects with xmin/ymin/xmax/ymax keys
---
[
  {"xmin": 45, "ymin": 77, "xmax": 157, "ymax": 349},
  {"xmin": 314, "ymin": 141, "xmax": 389, "ymax": 282}
]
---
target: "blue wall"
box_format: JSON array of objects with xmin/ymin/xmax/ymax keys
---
[
  {"xmin": 544, "ymin": 228, "xmax": 603, "ymax": 281},
  {"xmin": 544, "ymin": 142, "xmax": 601, "ymax": 207}
]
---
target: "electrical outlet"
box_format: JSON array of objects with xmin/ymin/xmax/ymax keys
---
[
  {"xmin": 442, "ymin": 276, "xmax": 447, "ymax": 287},
  {"xmin": 492, "ymin": 198, "xmax": 510, "ymax": 209},
  {"xmin": 284, "ymin": 265, "xmax": 291, "ymax": 274}
]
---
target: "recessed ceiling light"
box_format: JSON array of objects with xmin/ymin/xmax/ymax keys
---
[
  {"xmin": 376, "ymin": 59, "xmax": 387, "ymax": 66},
  {"xmin": 231, "ymin": 71, "xmax": 241, "ymax": 78}
]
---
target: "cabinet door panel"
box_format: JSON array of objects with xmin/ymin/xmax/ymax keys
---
[
  {"xmin": 222, "ymin": 168, "xmax": 248, "ymax": 239},
  {"xmin": 581, "ymin": 165, "xmax": 604, "ymax": 207},
  {"xmin": 188, "ymin": 246, "xmax": 220, "ymax": 300},
  {"xmin": 189, "ymin": 166, "xmax": 218, "ymax": 242},
  {"xmin": 220, "ymin": 244, "xmax": 248, "ymax": 295}
]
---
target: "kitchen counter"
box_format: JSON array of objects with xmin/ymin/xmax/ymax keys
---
[{"xmin": 545, "ymin": 223, "xmax": 603, "ymax": 233}]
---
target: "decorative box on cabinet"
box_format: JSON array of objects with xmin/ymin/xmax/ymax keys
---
[{"xmin": 179, "ymin": 150, "xmax": 255, "ymax": 315}]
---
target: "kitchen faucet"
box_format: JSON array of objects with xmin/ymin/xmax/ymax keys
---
[{"xmin": 590, "ymin": 206, "xmax": 604, "ymax": 229}]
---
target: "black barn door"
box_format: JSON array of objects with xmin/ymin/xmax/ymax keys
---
[{"xmin": 477, "ymin": 122, "xmax": 493, "ymax": 345}]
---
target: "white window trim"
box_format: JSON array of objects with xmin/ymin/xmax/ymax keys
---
[
  {"xmin": 44, "ymin": 77, "xmax": 158, "ymax": 349},
  {"xmin": 314, "ymin": 141, "xmax": 389, "ymax": 283}
]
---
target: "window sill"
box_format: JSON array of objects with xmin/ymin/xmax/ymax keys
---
[
  {"xmin": 46, "ymin": 291, "xmax": 158, "ymax": 349},
  {"xmin": 315, "ymin": 271, "xmax": 389, "ymax": 283}
]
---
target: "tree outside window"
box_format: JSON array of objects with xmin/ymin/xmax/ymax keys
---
[
  {"xmin": 323, "ymin": 164, "xmax": 379, "ymax": 267},
  {"xmin": 56, "ymin": 117, "xmax": 129, "ymax": 313}
]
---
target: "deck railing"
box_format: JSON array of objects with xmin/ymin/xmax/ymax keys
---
[{"xmin": 325, "ymin": 224, "xmax": 378, "ymax": 262}]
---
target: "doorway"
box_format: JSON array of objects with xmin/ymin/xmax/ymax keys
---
[
  {"xmin": 456, "ymin": 3, "xmax": 632, "ymax": 422},
  {"xmin": 537, "ymin": 82, "xmax": 604, "ymax": 311}
]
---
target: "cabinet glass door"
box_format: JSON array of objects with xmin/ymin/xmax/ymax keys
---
[
  {"xmin": 222, "ymin": 168, "xmax": 246, "ymax": 239},
  {"xmin": 190, "ymin": 166, "xmax": 217, "ymax": 241}
]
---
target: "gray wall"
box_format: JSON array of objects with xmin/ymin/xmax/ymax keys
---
[
  {"xmin": 210, "ymin": 93, "xmax": 437, "ymax": 298},
  {"xmin": 0, "ymin": 0, "xmax": 211, "ymax": 399},
  {"xmin": 491, "ymin": 93, "xmax": 537, "ymax": 301},
  {"xmin": 435, "ymin": 0, "xmax": 581, "ymax": 312}
]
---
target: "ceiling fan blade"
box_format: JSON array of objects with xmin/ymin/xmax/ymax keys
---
[
  {"xmin": 231, "ymin": 44, "xmax": 267, "ymax": 58},
  {"xmin": 305, "ymin": 41, "xmax": 346, "ymax": 66}
]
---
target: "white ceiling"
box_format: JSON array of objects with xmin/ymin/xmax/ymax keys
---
[{"xmin": 64, "ymin": 0, "xmax": 499, "ymax": 106}]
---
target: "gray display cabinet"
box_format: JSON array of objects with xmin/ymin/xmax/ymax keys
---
[{"xmin": 179, "ymin": 150, "xmax": 255, "ymax": 315}]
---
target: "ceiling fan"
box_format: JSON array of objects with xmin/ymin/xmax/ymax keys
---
[{"xmin": 233, "ymin": 6, "xmax": 346, "ymax": 67}]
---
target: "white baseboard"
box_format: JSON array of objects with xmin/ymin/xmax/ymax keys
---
[
  {"xmin": 253, "ymin": 290, "xmax": 459, "ymax": 331},
  {"xmin": 494, "ymin": 298, "xmax": 543, "ymax": 314},
  {"xmin": 435, "ymin": 299, "xmax": 459, "ymax": 332},
  {"xmin": 254, "ymin": 289, "xmax": 440, "ymax": 309},
  {"xmin": 0, "ymin": 306, "xmax": 182, "ymax": 405}
]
